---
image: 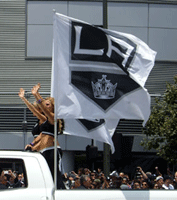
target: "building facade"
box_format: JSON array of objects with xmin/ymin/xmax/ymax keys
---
[{"xmin": 0, "ymin": 0, "xmax": 177, "ymax": 173}]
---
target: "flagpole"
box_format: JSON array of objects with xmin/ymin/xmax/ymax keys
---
[
  {"xmin": 102, "ymin": 0, "xmax": 110, "ymax": 178},
  {"xmin": 53, "ymin": 9, "xmax": 58, "ymax": 192},
  {"xmin": 54, "ymin": 117, "xmax": 57, "ymax": 190},
  {"xmin": 103, "ymin": 0, "xmax": 107, "ymax": 29}
]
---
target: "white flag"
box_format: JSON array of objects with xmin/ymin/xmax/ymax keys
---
[
  {"xmin": 51, "ymin": 13, "xmax": 156, "ymax": 124},
  {"xmin": 63, "ymin": 119, "xmax": 119, "ymax": 153}
]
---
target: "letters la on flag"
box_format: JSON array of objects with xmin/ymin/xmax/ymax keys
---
[{"xmin": 51, "ymin": 13, "xmax": 156, "ymax": 123}]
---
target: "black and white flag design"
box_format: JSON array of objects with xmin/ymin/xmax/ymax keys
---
[{"xmin": 51, "ymin": 13, "xmax": 156, "ymax": 151}]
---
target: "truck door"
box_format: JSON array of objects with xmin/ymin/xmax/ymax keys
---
[{"xmin": 0, "ymin": 157, "xmax": 48, "ymax": 200}]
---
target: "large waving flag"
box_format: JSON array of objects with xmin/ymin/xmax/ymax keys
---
[
  {"xmin": 63, "ymin": 119, "xmax": 118, "ymax": 153},
  {"xmin": 51, "ymin": 13, "xmax": 156, "ymax": 124}
]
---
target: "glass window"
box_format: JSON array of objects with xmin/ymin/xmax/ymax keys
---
[{"xmin": 0, "ymin": 158, "xmax": 27, "ymax": 190}]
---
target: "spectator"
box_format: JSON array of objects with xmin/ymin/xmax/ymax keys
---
[
  {"xmin": 74, "ymin": 175, "xmax": 92, "ymax": 189},
  {"xmin": 120, "ymin": 177, "xmax": 131, "ymax": 190},
  {"xmin": 6, "ymin": 171, "xmax": 22, "ymax": 188},
  {"xmin": 174, "ymin": 171, "xmax": 177, "ymax": 189},
  {"xmin": 63, "ymin": 171, "xmax": 80, "ymax": 189},
  {"xmin": 70, "ymin": 171, "xmax": 80, "ymax": 179},
  {"xmin": 146, "ymin": 173, "xmax": 156, "ymax": 189},
  {"xmin": 133, "ymin": 180, "xmax": 141, "ymax": 189},
  {"xmin": 77, "ymin": 168, "xmax": 84, "ymax": 177},
  {"xmin": 7, "ymin": 176, "xmax": 14, "ymax": 188},
  {"xmin": 97, "ymin": 168, "xmax": 102, "ymax": 175},
  {"xmin": 0, "ymin": 175, "xmax": 7, "ymax": 189},
  {"xmin": 109, "ymin": 178, "xmax": 122, "ymax": 189},
  {"xmin": 153, "ymin": 183, "xmax": 159, "ymax": 189},
  {"xmin": 141, "ymin": 180, "xmax": 149, "ymax": 190},
  {"xmin": 101, "ymin": 176, "xmax": 110, "ymax": 189},
  {"xmin": 68, "ymin": 173, "xmax": 76, "ymax": 189},
  {"xmin": 92, "ymin": 179, "xmax": 102, "ymax": 189},
  {"xmin": 162, "ymin": 175, "xmax": 174, "ymax": 190},
  {"xmin": 109, "ymin": 170, "xmax": 119, "ymax": 188},
  {"xmin": 119, "ymin": 172, "xmax": 124, "ymax": 178},
  {"xmin": 17, "ymin": 174, "xmax": 24, "ymax": 184},
  {"xmin": 73, "ymin": 178, "xmax": 81, "ymax": 189},
  {"xmin": 155, "ymin": 176, "xmax": 164, "ymax": 189},
  {"xmin": 155, "ymin": 166, "xmax": 162, "ymax": 177},
  {"xmin": 137, "ymin": 167, "xmax": 148, "ymax": 180},
  {"xmin": 123, "ymin": 174, "xmax": 132, "ymax": 189},
  {"xmin": 137, "ymin": 167, "xmax": 155, "ymax": 189},
  {"xmin": 0, "ymin": 172, "xmax": 8, "ymax": 189},
  {"xmin": 90, "ymin": 172, "xmax": 96, "ymax": 182},
  {"xmin": 99, "ymin": 172, "xmax": 110, "ymax": 189},
  {"xmin": 135, "ymin": 174, "xmax": 144, "ymax": 187},
  {"xmin": 84, "ymin": 168, "xmax": 91, "ymax": 175}
]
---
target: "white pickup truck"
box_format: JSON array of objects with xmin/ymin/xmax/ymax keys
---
[{"xmin": 0, "ymin": 151, "xmax": 177, "ymax": 200}]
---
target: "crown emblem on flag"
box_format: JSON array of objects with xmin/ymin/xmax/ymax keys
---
[{"xmin": 91, "ymin": 75, "xmax": 117, "ymax": 99}]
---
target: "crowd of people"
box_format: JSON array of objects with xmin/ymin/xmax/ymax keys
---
[
  {"xmin": 1, "ymin": 166, "xmax": 177, "ymax": 190},
  {"xmin": 0, "ymin": 170, "xmax": 25, "ymax": 189},
  {"xmin": 62, "ymin": 166, "xmax": 177, "ymax": 190}
]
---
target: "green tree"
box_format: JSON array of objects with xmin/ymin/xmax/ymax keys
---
[{"xmin": 141, "ymin": 76, "xmax": 177, "ymax": 164}]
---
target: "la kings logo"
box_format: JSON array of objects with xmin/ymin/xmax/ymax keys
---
[
  {"xmin": 70, "ymin": 21, "xmax": 140, "ymax": 111},
  {"xmin": 77, "ymin": 119, "xmax": 105, "ymax": 132}
]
